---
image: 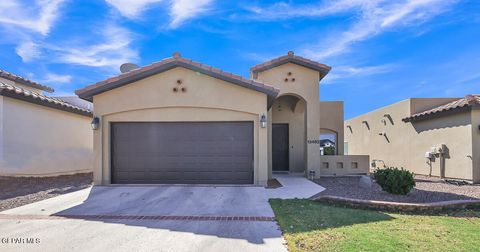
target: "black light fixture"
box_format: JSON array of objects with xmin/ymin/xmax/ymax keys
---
[
  {"xmin": 260, "ymin": 114, "xmax": 267, "ymax": 128},
  {"xmin": 91, "ymin": 117, "xmax": 100, "ymax": 130}
]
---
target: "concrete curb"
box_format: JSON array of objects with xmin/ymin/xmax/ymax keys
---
[
  {"xmin": 0, "ymin": 214, "xmax": 276, "ymax": 222},
  {"xmin": 314, "ymin": 195, "xmax": 480, "ymax": 213}
]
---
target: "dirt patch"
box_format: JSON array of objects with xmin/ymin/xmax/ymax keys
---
[
  {"xmin": 266, "ymin": 178, "xmax": 283, "ymax": 189},
  {"xmin": 314, "ymin": 175, "xmax": 480, "ymax": 203},
  {"xmin": 0, "ymin": 173, "xmax": 92, "ymax": 211}
]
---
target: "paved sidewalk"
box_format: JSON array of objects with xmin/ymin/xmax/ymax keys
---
[{"xmin": 0, "ymin": 174, "xmax": 324, "ymax": 252}]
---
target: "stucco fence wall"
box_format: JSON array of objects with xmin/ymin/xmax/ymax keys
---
[
  {"xmin": 318, "ymin": 155, "xmax": 370, "ymax": 176},
  {"xmin": 0, "ymin": 96, "xmax": 93, "ymax": 176},
  {"xmin": 345, "ymin": 99, "xmax": 478, "ymax": 182}
]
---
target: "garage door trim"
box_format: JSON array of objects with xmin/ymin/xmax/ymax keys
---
[{"xmin": 110, "ymin": 121, "xmax": 254, "ymax": 185}]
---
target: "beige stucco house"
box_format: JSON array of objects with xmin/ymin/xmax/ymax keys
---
[
  {"xmin": 0, "ymin": 70, "xmax": 93, "ymax": 176},
  {"xmin": 345, "ymin": 96, "xmax": 480, "ymax": 183},
  {"xmin": 76, "ymin": 52, "xmax": 368, "ymax": 186}
]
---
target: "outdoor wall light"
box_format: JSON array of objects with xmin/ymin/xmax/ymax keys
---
[
  {"xmin": 91, "ymin": 117, "xmax": 100, "ymax": 130},
  {"xmin": 260, "ymin": 114, "xmax": 267, "ymax": 128}
]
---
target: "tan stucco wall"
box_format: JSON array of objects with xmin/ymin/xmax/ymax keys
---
[
  {"xmin": 319, "ymin": 155, "xmax": 369, "ymax": 176},
  {"xmin": 92, "ymin": 67, "xmax": 268, "ymax": 185},
  {"xmin": 345, "ymin": 99, "xmax": 476, "ymax": 182},
  {"xmin": 255, "ymin": 63, "xmax": 321, "ymax": 177},
  {"xmin": 472, "ymin": 108, "xmax": 480, "ymax": 182},
  {"xmin": 0, "ymin": 96, "xmax": 93, "ymax": 176},
  {"xmin": 271, "ymin": 97, "xmax": 306, "ymax": 172},
  {"xmin": 320, "ymin": 101, "xmax": 344, "ymax": 155}
]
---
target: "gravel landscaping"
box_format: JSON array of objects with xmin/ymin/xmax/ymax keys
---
[
  {"xmin": 0, "ymin": 173, "xmax": 92, "ymax": 211},
  {"xmin": 315, "ymin": 175, "xmax": 480, "ymax": 203}
]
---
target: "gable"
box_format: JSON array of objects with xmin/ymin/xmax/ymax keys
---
[
  {"xmin": 92, "ymin": 67, "xmax": 269, "ymax": 116},
  {"xmin": 76, "ymin": 53, "xmax": 279, "ymax": 108}
]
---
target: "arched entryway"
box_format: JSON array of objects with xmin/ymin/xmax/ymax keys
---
[{"xmin": 270, "ymin": 94, "xmax": 307, "ymax": 173}]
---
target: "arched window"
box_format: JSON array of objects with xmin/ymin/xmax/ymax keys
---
[{"xmin": 320, "ymin": 129, "xmax": 337, "ymax": 155}]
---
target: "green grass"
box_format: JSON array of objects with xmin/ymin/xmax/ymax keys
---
[{"xmin": 270, "ymin": 199, "xmax": 480, "ymax": 252}]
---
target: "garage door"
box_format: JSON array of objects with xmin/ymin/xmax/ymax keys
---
[{"xmin": 111, "ymin": 122, "xmax": 253, "ymax": 184}]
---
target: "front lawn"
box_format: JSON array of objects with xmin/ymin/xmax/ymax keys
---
[{"xmin": 270, "ymin": 199, "xmax": 480, "ymax": 252}]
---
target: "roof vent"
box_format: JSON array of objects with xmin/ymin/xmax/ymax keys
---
[{"xmin": 120, "ymin": 63, "xmax": 139, "ymax": 73}]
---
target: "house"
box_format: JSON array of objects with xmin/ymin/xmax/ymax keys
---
[
  {"xmin": 320, "ymin": 139, "xmax": 336, "ymax": 155},
  {"xmin": 320, "ymin": 139, "xmax": 335, "ymax": 147},
  {"xmin": 345, "ymin": 96, "xmax": 480, "ymax": 183},
  {"xmin": 76, "ymin": 52, "xmax": 369, "ymax": 185},
  {"xmin": 0, "ymin": 70, "xmax": 93, "ymax": 176}
]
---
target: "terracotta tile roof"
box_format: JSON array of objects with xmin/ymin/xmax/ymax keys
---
[
  {"xmin": 75, "ymin": 52, "xmax": 280, "ymax": 105},
  {"xmin": 403, "ymin": 95, "xmax": 480, "ymax": 122},
  {"xmin": 0, "ymin": 82, "xmax": 92, "ymax": 117},
  {"xmin": 250, "ymin": 51, "xmax": 331, "ymax": 79},
  {"xmin": 0, "ymin": 69, "xmax": 54, "ymax": 93}
]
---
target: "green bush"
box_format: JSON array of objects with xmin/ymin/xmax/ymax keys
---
[
  {"xmin": 373, "ymin": 167, "xmax": 416, "ymax": 195},
  {"xmin": 323, "ymin": 146, "xmax": 335, "ymax": 155}
]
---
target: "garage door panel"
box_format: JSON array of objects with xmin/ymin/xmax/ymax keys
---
[{"xmin": 111, "ymin": 122, "xmax": 253, "ymax": 184}]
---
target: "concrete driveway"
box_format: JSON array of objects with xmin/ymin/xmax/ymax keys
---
[{"xmin": 0, "ymin": 174, "xmax": 324, "ymax": 252}]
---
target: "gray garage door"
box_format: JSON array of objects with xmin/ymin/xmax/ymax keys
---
[{"xmin": 111, "ymin": 122, "xmax": 253, "ymax": 184}]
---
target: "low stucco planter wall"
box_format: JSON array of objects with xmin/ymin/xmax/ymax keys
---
[
  {"xmin": 315, "ymin": 195, "xmax": 480, "ymax": 213},
  {"xmin": 319, "ymin": 155, "xmax": 369, "ymax": 176}
]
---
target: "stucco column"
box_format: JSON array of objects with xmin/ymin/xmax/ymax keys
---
[
  {"xmin": 306, "ymin": 101, "xmax": 321, "ymax": 177},
  {"xmin": 267, "ymin": 108, "xmax": 273, "ymax": 179},
  {"xmin": 472, "ymin": 109, "xmax": 480, "ymax": 183},
  {"xmin": 258, "ymin": 111, "xmax": 269, "ymax": 186},
  {"xmin": 93, "ymin": 115, "xmax": 103, "ymax": 185}
]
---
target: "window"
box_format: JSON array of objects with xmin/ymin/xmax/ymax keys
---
[{"xmin": 320, "ymin": 130, "xmax": 337, "ymax": 156}]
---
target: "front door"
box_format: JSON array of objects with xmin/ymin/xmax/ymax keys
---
[{"xmin": 272, "ymin": 123, "xmax": 289, "ymax": 172}]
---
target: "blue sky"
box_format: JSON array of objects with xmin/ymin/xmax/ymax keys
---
[{"xmin": 0, "ymin": 0, "xmax": 479, "ymax": 119}]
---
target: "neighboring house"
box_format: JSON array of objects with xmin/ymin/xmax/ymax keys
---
[
  {"xmin": 76, "ymin": 51, "xmax": 368, "ymax": 186},
  {"xmin": 320, "ymin": 139, "xmax": 335, "ymax": 148},
  {"xmin": 0, "ymin": 70, "xmax": 93, "ymax": 176},
  {"xmin": 320, "ymin": 139, "xmax": 336, "ymax": 155},
  {"xmin": 345, "ymin": 96, "xmax": 480, "ymax": 183}
]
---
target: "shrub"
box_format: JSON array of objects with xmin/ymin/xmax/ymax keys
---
[
  {"xmin": 373, "ymin": 167, "xmax": 415, "ymax": 195},
  {"xmin": 323, "ymin": 146, "xmax": 335, "ymax": 155}
]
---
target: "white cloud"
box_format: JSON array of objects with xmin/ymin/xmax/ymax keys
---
[
  {"xmin": 0, "ymin": 0, "xmax": 66, "ymax": 35},
  {"xmin": 105, "ymin": 0, "xmax": 164, "ymax": 19},
  {"xmin": 244, "ymin": 0, "xmax": 458, "ymax": 60},
  {"xmin": 241, "ymin": 0, "xmax": 378, "ymax": 21},
  {"xmin": 15, "ymin": 41, "xmax": 41, "ymax": 62},
  {"xmin": 106, "ymin": 0, "xmax": 214, "ymax": 28},
  {"xmin": 50, "ymin": 25, "xmax": 138, "ymax": 70},
  {"xmin": 322, "ymin": 64, "xmax": 395, "ymax": 84},
  {"xmin": 40, "ymin": 73, "xmax": 72, "ymax": 84},
  {"xmin": 168, "ymin": 0, "xmax": 214, "ymax": 28}
]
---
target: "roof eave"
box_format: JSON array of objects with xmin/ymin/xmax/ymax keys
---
[
  {"xmin": 251, "ymin": 58, "xmax": 332, "ymax": 80},
  {"xmin": 76, "ymin": 61, "xmax": 280, "ymax": 106},
  {"xmin": 0, "ymin": 89, "xmax": 92, "ymax": 117},
  {"xmin": 402, "ymin": 105, "xmax": 472, "ymax": 123}
]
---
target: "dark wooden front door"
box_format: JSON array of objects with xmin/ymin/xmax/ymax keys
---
[{"xmin": 272, "ymin": 124, "xmax": 289, "ymax": 172}]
